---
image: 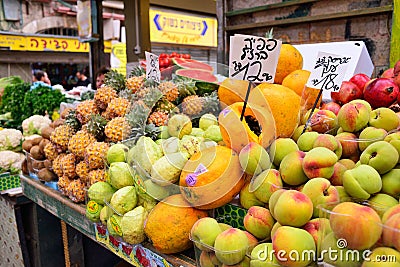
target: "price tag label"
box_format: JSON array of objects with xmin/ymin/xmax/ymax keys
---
[
  {"xmin": 229, "ymin": 34, "xmax": 282, "ymax": 82},
  {"xmin": 306, "ymin": 52, "xmax": 352, "ymax": 91},
  {"xmin": 145, "ymin": 51, "xmax": 161, "ymax": 83}
]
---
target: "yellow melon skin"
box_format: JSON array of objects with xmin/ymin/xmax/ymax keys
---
[
  {"xmin": 249, "ymin": 83, "xmax": 301, "ymax": 138},
  {"xmin": 144, "ymin": 194, "xmax": 208, "ymax": 254},
  {"xmin": 179, "ymin": 146, "xmax": 245, "ymax": 210}
]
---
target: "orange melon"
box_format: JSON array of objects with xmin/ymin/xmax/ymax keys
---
[
  {"xmin": 249, "ymin": 83, "xmax": 301, "ymax": 138},
  {"xmin": 144, "ymin": 194, "xmax": 208, "ymax": 254},
  {"xmin": 179, "ymin": 146, "xmax": 245, "ymax": 210},
  {"xmin": 274, "ymin": 44, "xmax": 303, "ymax": 84},
  {"xmin": 217, "ymin": 78, "xmax": 251, "ymax": 107}
]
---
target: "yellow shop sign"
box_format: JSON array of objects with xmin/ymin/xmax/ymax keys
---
[{"xmin": 149, "ymin": 9, "xmax": 217, "ymax": 47}]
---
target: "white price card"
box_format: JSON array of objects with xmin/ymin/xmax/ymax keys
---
[
  {"xmin": 229, "ymin": 34, "xmax": 282, "ymax": 83},
  {"xmin": 145, "ymin": 51, "xmax": 161, "ymax": 83},
  {"xmin": 306, "ymin": 52, "xmax": 352, "ymax": 92}
]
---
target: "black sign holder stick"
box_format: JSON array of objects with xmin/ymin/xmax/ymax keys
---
[
  {"xmin": 240, "ymin": 81, "xmax": 253, "ymax": 121},
  {"xmin": 301, "ymin": 88, "xmax": 323, "ymax": 134}
]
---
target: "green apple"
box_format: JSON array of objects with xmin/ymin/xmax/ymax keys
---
[
  {"xmin": 191, "ymin": 217, "xmax": 223, "ymax": 250},
  {"xmin": 199, "ymin": 113, "xmax": 218, "ymax": 131},
  {"xmin": 358, "ymin": 126, "xmax": 388, "ymax": 151},
  {"xmin": 301, "ymin": 178, "xmax": 340, "ymax": 217},
  {"xmin": 342, "ymin": 164, "xmax": 382, "ymax": 199},
  {"xmin": 381, "ymin": 169, "xmax": 400, "ymax": 198},
  {"xmin": 297, "ymin": 131, "xmax": 319, "ymax": 152},
  {"xmin": 270, "ymin": 138, "xmax": 299, "ymax": 167},
  {"xmin": 337, "ymin": 101, "xmax": 370, "ymax": 132},
  {"xmin": 302, "ymin": 147, "xmax": 338, "ymax": 179},
  {"xmin": 279, "ymin": 150, "xmax": 308, "ymax": 186},
  {"xmin": 360, "ymin": 141, "xmax": 399, "ymax": 174},
  {"xmin": 369, "ymin": 107, "xmax": 400, "ymax": 132}
]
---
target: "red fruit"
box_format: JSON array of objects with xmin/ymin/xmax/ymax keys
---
[
  {"xmin": 349, "ymin": 73, "xmax": 370, "ymax": 91},
  {"xmin": 393, "ymin": 60, "xmax": 400, "ymax": 88},
  {"xmin": 381, "ymin": 68, "xmax": 394, "ymax": 79},
  {"xmin": 321, "ymin": 101, "xmax": 341, "ymax": 115},
  {"xmin": 331, "ymin": 81, "xmax": 363, "ymax": 105},
  {"xmin": 363, "ymin": 78, "xmax": 399, "ymax": 108}
]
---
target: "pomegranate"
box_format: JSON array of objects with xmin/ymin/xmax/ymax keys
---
[
  {"xmin": 363, "ymin": 78, "xmax": 399, "ymax": 108},
  {"xmin": 381, "ymin": 68, "xmax": 394, "ymax": 79},
  {"xmin": 393, "ymin": 60, "xmax": 400, "ymax": 88},
  {"xmin": 321, "ymin": 101, "xmax": 341, "ymax": 115},
  {"xmin": 331, "ymin": 81, "xmax": 363, "ymax": 105},
  {"xmin": 349, "ymin": 73, "xmax": 370, "ymax": 91}
]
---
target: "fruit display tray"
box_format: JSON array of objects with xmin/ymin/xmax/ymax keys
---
[{"xmin": 0, "ymin": 173, "xmax": 21, "ymax": 191}]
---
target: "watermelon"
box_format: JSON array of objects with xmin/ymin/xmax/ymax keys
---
[
  {"xmin": 172, "ymin": 58, "xmax": 214, "ymax": 72},
  {"xmin": 176, "ymin": 69, "xmax": 218, "ymax": 83}
]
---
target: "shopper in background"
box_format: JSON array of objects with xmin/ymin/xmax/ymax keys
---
[
  {"xmin": 76, "ymin": 69, "xmax": 91, "ymax": 87},
  {"xmin": 95, "ymin": 66, "xmax": 110, "ymax": 89},
  {"xmin": 31, "ymin": 69, "xmax": 52, "ymax": 90}
]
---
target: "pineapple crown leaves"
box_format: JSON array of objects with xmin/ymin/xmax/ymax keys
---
[
  {"xmin": 171, "ymin": 74, "xmax": 197, "ymax": 96},
  {"xmin": 104, "ymin": 69, "xmax": 126, "ymax": 93},
  {"xmin": 64, "ymin": 109, "xmax": 82, "ymax": 132},
  {"xmin": 132, "ymin": 87, "xmax": 163, "ymax": 108},
  {"xmin": 125, "ymin": 102, "xmax": 152, "ymax": 129},
  {"xmin": 265, "ymin": 28, "xmax": 274, "ymax": 39},
  {"xmin": 86, "ymin": 114, "xmax": 108, "ymax": 141},
  {"xmin": 199, "ymin": 91, "xmax": 221, "ymax": 117},
  {"xmin": 128, "ymin": 66, "xmax": 145, "ymax": 78}
]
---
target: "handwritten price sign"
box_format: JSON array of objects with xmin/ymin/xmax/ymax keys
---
[
  {"xmin": 306, "ymin": 52, "xmax": 351, "ymax": 91},
  {"xmin": 229, "ymin": 34, "xmax": 282, "ymax": 82},
  {"xmin": 145, "ymin": 51, "xmax": 161, "ymax": 83}
]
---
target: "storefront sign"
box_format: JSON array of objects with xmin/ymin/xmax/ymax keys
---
[
  {"xmin": 149, "ymin": 8, "xmax": 217, "ymax": 47},
  {"xmin": 110, "ymin": 42, "xmax": 127, "ymax": 75},
  {"xmin": 0, "ymin": 33, "xmax": 111, "ymax": 53}
]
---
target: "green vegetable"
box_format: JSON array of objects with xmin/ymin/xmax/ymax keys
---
[
  {"xmin": 0, "ymin": 82, "xmax": 31, "ymax": 128},
  {"xmin": 0, "ymin": 76, "xmax": 23, "ymax": 91},
  {"xmin": 22, "ymin": 85, "xmax": 66, "ymax": 120}
]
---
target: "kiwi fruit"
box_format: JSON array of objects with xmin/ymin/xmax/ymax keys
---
[
  {"xmin": 30, "ymin": 136, "xmax": 43, "ymax": 146},
  {"xmin": 37, "ymin": 169, "xmax": 57, "ymax": 182},
  {"xmin": 41, "ymin": 127, "xmax": 55, "ymax": 139},
  {"xmin": 30, "ymin": 145, "xmax": 45, "ymax": 160},
  {"xmin": 44, "ymin": 159, "xmax": 52, "ymax": 169},
  {"xmin": 22, "ymin": 140, "xmax": 34, "ymax": 152},
  {"xmin": 21, "ymin": 159, "xmax": 28, "ymax": 175},
  {"xmin": 39, "ymin": 138, "xmax": 50, "ymax": 154},
  {"xmin": 32, "ymin": 160, "xmax": 45, "ymax": 170}
]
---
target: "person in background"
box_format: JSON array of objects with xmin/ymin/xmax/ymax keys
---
[
  {"xmin": 95, "ymin": 66, "xmax": 110, "ymax": 89},
  {"xmin": 76, "ymin": 69, "xmax": 91, "ymax": 87},
  {"xmin": 31, "ymin": 69, "xmax": 52, "ymax": 90}
]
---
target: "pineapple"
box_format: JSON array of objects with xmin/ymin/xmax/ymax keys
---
[
  {"xmin": 61, "ymin": 153, "xmax": 77, "ymax": 179},
  {"xmin": 182, "ymin": 95, "xmax": 204, "ymax": 116},
  {"xmin": 147, "ymin": 111, "xmax": 168, "ymax": 126},
  {"xmin": 67, "ymin": 179, "xmax": 86, "ymax": 203},
  {"xmin": 44, "ymin": 142, "xmax": 58, "ymax": 161},
  {"xmin": 68, "ymin": 130, "xmax": 96, "ymax": 158},
  {"xmin": 94, "ymin": 86, "xmax": 118, "ymax": 110},
  {"xmin": 57, "ymin": 176, "xmax": 72, "ymax": 195},
  {"xmin": 85, "ymin": 142, "xmax": 110, "ymax": 170},
  {"xmin": 126, "ymin": 75, "xmax": 145, "ymax": 93},
  {"xmin": 76, "ymin": 100, "xmax": 99, "ymax": 124},
  {"xmin": 50, "ymin": 125, "xmax": 75, "ymax": 151},
  {"xmin": 76, "ymin": 161, "xmax": 90, "ymax": 184},
  {"xmin": 86, "ymin": 114, "xmax": 108, "ymax": 141},
  {"xmin": 104, "ymin": 69, "xmax": 126, "ymax": 92},
  {"xmin": 52, "ymin": 153, "xmax": 66, "ymax": 177},
  {"xmin": 64, "ymin": 109, "xmax": 81, "ymax": 132},
  {"xmin": 158, "ymin": 81, "xmax": 179, "ymax": 102},
  {"xmin": 104, "ymin": 97, "xmax": 130, "ymax": 119},
  {"xmin": 104, "ymin": 117, "xmax": 130, "ymax": 142},
  {"xmin": 155, "ymin": 99, "xmax": 178, "ymax": 114},
  {"xmin": 88, "ymin": 169, "xmax": 106, "ymax": 186},
  {"xmin": 61, "ymin": 107, "xmax": 74, "ymax": 119}
]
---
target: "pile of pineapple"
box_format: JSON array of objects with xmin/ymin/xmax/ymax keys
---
[{"xmin": 42, "ymin": 67, "xmax": 220, "ymax": 203}]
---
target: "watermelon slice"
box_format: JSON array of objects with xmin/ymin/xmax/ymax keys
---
[
  {"xmin": 176, "ymin": 69, "xmax": 218, "ymax": 83},
  {"xmin": 172, "ymin": 58, "xmax": 214, "ymax": 72}
]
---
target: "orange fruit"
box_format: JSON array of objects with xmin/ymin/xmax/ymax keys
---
[
  {"xmin": 274, "ymin": 44, "xmax": 303, "ymax": 84},
  {"xmin": 249, "ymin": 83, "xmax": 301, "ymax": 138},
  {"xmin": 217, "ymin": 78, "xmax": 250, "ymax": 106},
  {"xmin": 282, "ymin": 69, "xmax": 311, "ymax": 96}
]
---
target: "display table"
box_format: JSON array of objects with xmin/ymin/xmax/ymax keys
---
[{"xmin": 20, "ymin": 175, "xmax": 196, "ymax": 267}]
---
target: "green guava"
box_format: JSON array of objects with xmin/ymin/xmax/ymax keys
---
[
  {"xmin": 178, "ymin": 135, "xmax": 201, "ymax": 157},
  {"xmin": 127, "ymin": 136, "xmax": 163, "ymax": 173},
  {"xmin": 109, "ymin": 186, "xmax": 137, "ymax": 215},
  {"xmin": 121, "ymin": 206, "xmax": 148, "ymax": 244},
  {"xmin": 106, "ymin": 143, "xmax": 129, "ymax": 164},
  {"xmin": 161, "ymin": 137, "xmax": 179, "ymax": 155},
  {"xmin": 204, "ymin": 125, "xmax": 223, "ymax": 142},
  {"xmin": 108, "ymin": 162, "xmax": 134, "ymax": 189},
  {"xmin": 167, "ymin": 114, "xmax": 192, "ymax": 139},
  {"xmin": 190, "ymin": 127, "xmax": 205, "ymax": 137},
  {"xmin": 199, "ymin": 113, "xmax": 218, "ymax": 131},
  {"xmin": 144, "ymin": 179, "xmax": 172, "ymax": 200},
  {"xmin": 150, "ymin": 152, "xmax": 188, "ymax": 186},
  {"xmin": 100, "ymin": 205, "xmax": 114, "ymax": 226},
  {"xmin": 87, "ymin": 181, "xmax": 116, "ymax": 205},
  {"xmin": 107, "ymin": 214, "xmax": 123, "ymax": 237},
  {"xmin": 85, "ymin": 200, "xmax": 104, "ymax": 222},
  {"xmin": 158, "ymin": 125, "xmax": 170, "ymax": 139}
]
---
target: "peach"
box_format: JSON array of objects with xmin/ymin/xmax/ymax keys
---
[
  {"xmin": 199, "ymin": 251, "xmax": 223, "ymax": 267},
  {"xmin": 301, "ymin": 178, "xmax": 339, "ymax": 217},
  {"xmin": 342, "ymin": 164, "xmax": 382, "ymax": 200},
  {"xmin": 279, "ymin": 150, "xmax": 308, "ymax": 186},
  {"xmin": 382, "ymin": 213, "xmax": 400, "ymax": 251},
  {"xmin": 382, "ymin": 204, "xmax": 400, "ymax": 223},
  {"xmin": 221, "ymin": 257, "xmax": 250, "ymax": 267},
  {"xmin": 335, "ymin": 186, "xmax": 350, "ymax": 202},
  {"xmin": 272, "ymin": 226, "xmax": 316, "ymax": 267},
  {"xmin": 214, "ymin": 228, "xmax": 249, "ymax": 265},
  {"xmin": 296, "ymin": 131, "xmax": 319, "ymax": 152},
  {"xmin": 337, "ymin": 101, "xmax": 371, "ymax": 133},
  {"xmin": 361, "ymin": 247, "xmax": 400, "ymax": 267},
  {"xmin": 381, "ymin": 169, "xmax": 400, "ymax": 198},
  {"xmin": 330, "ymin": 162, "xmax": 347, "ymax": 186},
  {"xmin": 239, "ymin": 182, "xmax": 264, "ymax": 209},
  {"xmin": 302, "ymin": 147, "xmax": 338, "ymax": 179},
  {"xmin": 191, "ymin": 217, "xmax": 223, "ymax": 250},
  {"xmin": 310, "ymin": 109, "xmax": 338, "ymax": 134},
  {"xmin": 313, "ymin": 134, "xmax": 343, "ymax": 158},
  {"xmin": 303, "ymin": 218, "xmax": 331, "ymax": 249},
  {"xmin": 252, "ymin": 169, "xmax": 283, "ymax": 203},
  {"xmin": 335, "ymin": 132, "xmax": 360, "ymax": 159},
  {"xmin": 292, "ymin": 125, "xmax": 312, "ymax": 142},
  {"xmin": 243, "ymin": 231, "xmax": 259, "ymax": 251},
  {"xmin": 219, "ymin": 223, "xmax": 232, "ymax": 232},
  {"xmin": 244, "ymin": 206, "xmax": 275, "ymax": 240},
  {"xmin": 358, "ymin": 126, "xmax": 388, "ymax": 152},
  {"xmin": 338, "ymin": 158, "xmax": 356, "ymax": 169},
  {"xmin": 369, "ymin": 193, "xmax": 398, "ymax": 217},
  {"xmin": 270, "ymin": 138, "xmax": 299, "ymax": 167},
  {"xmin": 269, "ymin": 190, "xmax": 313, "ymax": 227},
  {"xmin": 270, "ymin": 221, "xmax": 282, "ymax": 240},
  {"xmin": 250, "ymin": 243, "xmax": 279, "ymax": 267},
  {"xmin": 329, "ymin": 202, "xmax": 382, "ymax": 250}
]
